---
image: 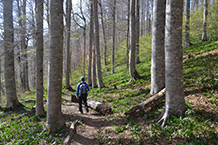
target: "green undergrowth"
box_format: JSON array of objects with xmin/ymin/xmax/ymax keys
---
[{"xmin": 1, "ymin": 39, "xmax": 218, "ymax": 144}]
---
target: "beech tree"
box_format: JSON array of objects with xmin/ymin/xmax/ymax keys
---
[
  {"xmin": 99, "ymin": 0, "xmax": 107, "ymax": 68},
  {"xmin": 157, "ymin": 0, "xmax": 187, "ymax": 126},
  {"xmin": 135, "ymin": 0, "xmax": 140, "ymax": 64},
  {"xmin": 111, "ymin": 0, "xmax": 116, "ymax": 74},
  {"xmin": 4, "ymin": 0, "xmax": 20, "ymax": 110},
  {"xmin": 65, "ymin": 0, "xmax": 72, "ymax": 89},
  {"xmin": 150, "ymin": 0, "xmax": 166, "ymax": 95},
  {"xmin": 185, "ymin": 0, "xmax": 190, "ymax": 47},
  {"xmin": 88, "ymin": 0, "xmax": 93, "ymax": 86},
  {"xmin": 202, "ymin": 0, "xmax": 208, "ymax": 41},
  {"xmin": 46, "ymin": 0, "xmax": 65, "ymax": 132},
  {"xmin": 93, "ymin": 0, "xmax": 104, "ymax": 88},
  {"xmin": 16, "ymin": 0, "xmax": 29, "ymax": 92},
  {"xmin": 35, "ymin": 0, "xmax": 44, "ymax": 116},
  {"xmin": 129, "ymin": 0, "xmax": 140, "ymax": 81}
]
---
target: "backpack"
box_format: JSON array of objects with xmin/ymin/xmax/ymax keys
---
[{"xmin": 79, "ymin": 83, "xmax": 87, "ymax": 96}]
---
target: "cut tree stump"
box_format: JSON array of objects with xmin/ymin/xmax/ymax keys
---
[
  {"xmin": 87, "ymin": 99, "xmax": 112, "ymax": 115},
  {"xmin": 71, "ymin": 95, "xmax": 78, "ymax": 102},
  {"xmin": 125, "ymin": 88, "xmax": 166, "ymax": 116}
]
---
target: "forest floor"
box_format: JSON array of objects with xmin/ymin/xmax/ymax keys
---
[
  {"xmin": 62, "ymin": 79, "xmax": 218, "ymax": 144},
  {"xmin": 0, "ymin": 50, "xmax": 217, "ymax": 145},
  {"xmin": 60, "ymin": 50, "xmax": 218, "ymax": 145}
]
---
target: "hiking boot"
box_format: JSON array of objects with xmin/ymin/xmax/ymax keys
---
[{"xmin": 86, "ymin": 107, "xmax": 89, "ymax": 113}]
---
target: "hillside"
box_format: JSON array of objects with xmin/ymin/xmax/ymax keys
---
[{"xmin": 0, "ymin": 40, "xmax": 218, "ymax": 145}]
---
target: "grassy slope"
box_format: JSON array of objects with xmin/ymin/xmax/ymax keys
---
[{"xmin": 0, "ymin": 40, "xmax": 218, "ymax": 145}]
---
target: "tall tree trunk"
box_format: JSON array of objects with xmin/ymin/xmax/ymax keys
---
[
  {"xmin": 94, "ymin": 0, "xmax": 104, "ymax": 88},
  {"xmin": 22, "ymin": 0, "xmax": 30, "ymax": 92},
  {"xmin": 35, "ymin": 0, "xmax": 45, "ymax": 116},
  {"xmin": 140, "ymin": 0, "xmax": 145, "ymax": 36},
  {"xmin": 47, "ymin": 0, "xmax": 65, "ymax": 132},
  {"xmin": 111, "ymin": 0, "xmax": 116, "ymax": 74},
  {"xmin": 135, "ymin": 0, "xmax": 140, "ymax": 64},
  {"xmin": 0, "ymin": 59, "xmax": 1, "ymax": 104},
  {"xmin": 46, "ymin": 0, "xmax": 49, "ymax": 26},
  {"xmin": 185, "ymin": 0, "xmax": 190, "ymax": 47},
  {"xmin": 129, "ymin": 0, "xmax": 140, "ymax": 81},
  {"xmin": 150, "ymin": 0, "xmax": 166, "ymax": 95},
  {"xmin": 202, "ymin": 0, "xmax": 208, "ymax": 41},
  {"xmin": 88, "ymin": 0, "xmax": 94, "ymax": 86},
  {"xmin": 31, "ymin": 4, "xmax": 36, "ymax": 89},
  {"xmin": 65, "ymin": 0, "xmax": 72, "ymax": 89},
  {"xmin": 92, "ymin": 42, "xmax": 97, "ymax": 88},
  {"xmin": 145, "ymin": 0, "xmax": 150, "ymax": 35},
  {"xmin": 99, "ymin": 0, "xmax": 107, "ymax": 69},
  {"xmin": 4, "ymin": 0, "xmax": 19, "ymax": 110},
  {"xmin": 126, "ymin": 0, "xmax": 130, "ymax": 69},
  {"xmin": 158, "ymin": 0, "xmax": 186, "ymax": 127},
  {"xmin": 83, "ymin": 27, "xmax": 86, "ymax": 77}
]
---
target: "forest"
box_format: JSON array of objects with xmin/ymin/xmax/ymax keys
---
[{"xmin": 0, "ymin": 0, "xmax": 218, "ymax": 144}]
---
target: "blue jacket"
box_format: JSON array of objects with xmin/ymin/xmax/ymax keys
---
[{"xmin": 76, "ymin": 81, "xmax": 90, "ymax": 96}]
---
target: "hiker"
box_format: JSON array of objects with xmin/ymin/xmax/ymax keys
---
[{"xmin": 76, "ymin": 76, "xmax": 90, "ymax": 114}]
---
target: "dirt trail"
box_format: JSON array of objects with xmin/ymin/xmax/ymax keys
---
[{"xmin": 62, "ymin": 92, "xmax": 112, "ymax": 145}]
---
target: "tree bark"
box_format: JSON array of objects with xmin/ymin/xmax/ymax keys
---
[
  {"xmin": 65, "ymin": 0, "xmax": 72, "ymax": 89},
  {"xmin": 129, "ymin": 0, "xmax": 140, "ymax": 81},
  {"xmin": 126, "ymin": 0, "xmax": 130, "ymax": 69},
  {"xmin": 185, "ymin": 0, "xmax": 190, "ymax": 47},
  {"xmin": 99, "ymin": 0, "xmax": 107, "ymax": 68},
  {"xmin": 4, "ymin": 0, "xmax": 19, "ymax": 110},
  {"xmin": 92, "ymin": 37, "xmax": 97, "ymax": 88},
  {"xmin": 135, "ymin": 0, "xmax": 140, "ymax": 64},
  {"xmin": 35, "ymin": 0, "xmax": 45, "ymax": 116},
  {"xmin": 94, "ymin": 0, "xmax": 104, "ymax": 88},
  {"xmin": 150, "ymin": 0, "xmax": 166, "ymax": 95},
  {"xmin": 202, "ymin": 0, "xmax": 208, "ymax": 41},
  {"xmin": 158, "ymin": 0, "xmax": 187, "ymax": 127},
  {"xmin": 47, "ymin": 0, "xmax": 65, "ymax": 132},
  {"xmin": 23, "ymin": 0, "xmax": 30, "ymax": 92},
  {"xmin": 88, "ymin": 0, "xmax": 94, "ymax": 86},
  {"xmin": 111, "ymin": 0, "xmax": 116, "ymax": 74},
  {"xmin": 87, "ymin": 99, "xmax": 112, "ymax": 115},
  {"xmin": 125, "ymin": 88, "xmax": 165, "ymax": 116}
]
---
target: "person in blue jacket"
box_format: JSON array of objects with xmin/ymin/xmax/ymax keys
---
[{"xmin": 76, "ymin": 76, "xmax": 90, "ymax": 114}]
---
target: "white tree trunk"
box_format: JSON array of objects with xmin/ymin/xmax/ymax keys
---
[
  {"xmin": 94, "ymin": 0, "xmax": 104, "ymax": 88},
  {"xmin": 135, "ymin": 0, "xmax": 140, "ymax": 64},
  {"xmin": 65, "ymin": 0, "xmax": 72, "ymax": 89},
  {"xmin": 111, "ymin": 0, "xmax": 116, "ymax": 74},
  {"xmin": 158, "ymin": 0, "xmax": 186, "ymax": 126},
  {"xmin": 129, "ymin": 0, "xmax": 140, "ymax": 81},
  {"xmin": 185, "ymin": 0, "xmax": 190, "ymax": 47},
  {"xmin": 88, "ymin": 0, "xmax": 93, "ymax": 86},
  {"xmin": 202, "ymin": 0, "xmax": 208, "ymax": 41},
  {"xmin": 4, "ymin": 0, "xmax": 19, "ymax": 110},
  {"xmin": 35, "ymin": 0, "xmax": 45, "ymax": 116},
  {"xmin": 150, "ymin": 0, "xmax": 166, "ymax": 95},
  {"xmin": 47, "ymin": 0, "xmax": 65, "ymax": 132}
]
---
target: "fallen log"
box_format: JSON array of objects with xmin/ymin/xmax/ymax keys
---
[
  {"xmin": 87, "ymin": 99, "xmax": 112, "ymax": 115},
  {"xmin": 125, "ymin": 88, "xmax": 166, "ymax": 116},
  {"xmin": 22, "ymin": 99, "xmax": 47, "ymax": 103},
  {"xmin": 64, "ymin": 120, "xmax": 79, "ymax": 145}
]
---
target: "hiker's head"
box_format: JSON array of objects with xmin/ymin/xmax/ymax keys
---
[{"xmin": 81, "ymin": 76, "xmax": 85, "ymax": 81}]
